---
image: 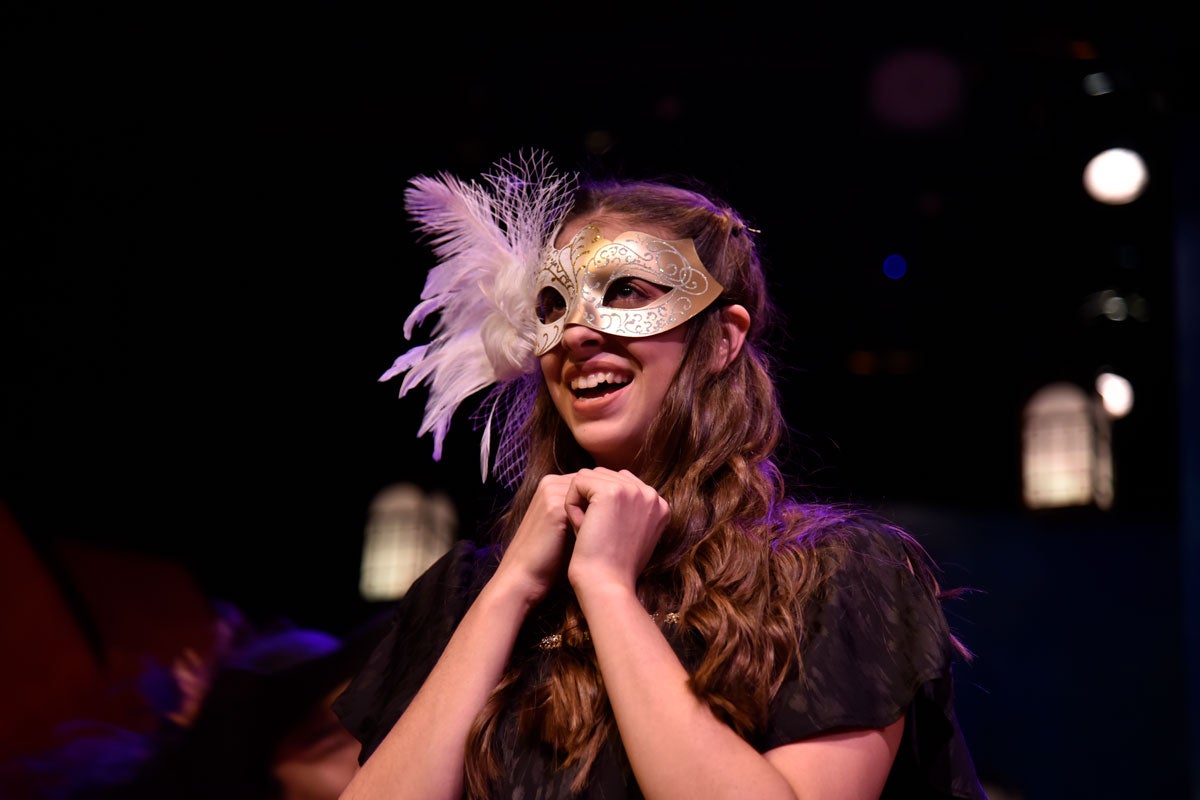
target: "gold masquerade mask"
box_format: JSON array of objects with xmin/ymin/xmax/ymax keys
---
[{"xmin": 533, "ymin": 225, "xmax": 725, "ymax": 355}]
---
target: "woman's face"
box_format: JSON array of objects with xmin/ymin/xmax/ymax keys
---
[{"xmin": 538, "ymin": 218, "xmax": 691, "ymax": 471}]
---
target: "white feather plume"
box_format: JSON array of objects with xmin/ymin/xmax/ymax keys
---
[{"xmin": 381, "ymin": 151, "xmax": 577, "ymax": 481}]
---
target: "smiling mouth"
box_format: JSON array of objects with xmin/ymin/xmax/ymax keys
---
[{"xmin": 570, "ymin": 372, "xmax": 630, "ymax": 399}]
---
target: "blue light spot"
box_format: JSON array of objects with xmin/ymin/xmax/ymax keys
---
[{"xmin": 883, "ymin": 253, "xmax": 908, "ymax": 280}]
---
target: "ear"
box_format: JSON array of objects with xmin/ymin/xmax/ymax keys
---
[{"xmin": 712, "ymin": 304, "xmax": 750, "ymax": 372}]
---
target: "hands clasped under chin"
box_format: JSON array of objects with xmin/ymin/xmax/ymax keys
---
[
  {"xmin": 496, "ymin": 469, "xmax": 670, "ymax": 607},
  {"xmin": 563, "ymin": 468, "xmax": 670, "ymax": 598}
]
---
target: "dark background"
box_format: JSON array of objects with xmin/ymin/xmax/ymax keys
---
[{"xmin": 3, "ymin": 6, "xmax": 1196, "ymax": 798}]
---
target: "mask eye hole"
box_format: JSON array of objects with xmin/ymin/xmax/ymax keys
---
[
  {"xmin": 536, "ymin": 287, "xmax": 567, "ymax": 324},
  {"xmin": 602, "ymin": 277, "xmax": 668, "ymax": 309}
]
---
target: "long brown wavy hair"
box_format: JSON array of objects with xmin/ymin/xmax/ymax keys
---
[{"xmin": 463, "ymin": 176, "xmax": 965, "ymax": 797}]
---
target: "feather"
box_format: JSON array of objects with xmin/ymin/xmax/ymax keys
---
[{"xmin": 382, "ymin": 151, "xmax": 577, "ymax": 481}]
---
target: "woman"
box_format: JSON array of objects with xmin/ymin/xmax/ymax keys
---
[{"xmin": 334, "ymin": 153, "xmax": 986, "ymax": 799}]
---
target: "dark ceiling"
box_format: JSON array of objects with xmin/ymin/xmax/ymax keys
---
[{"xmin": 2, "ymin": 6, "xmax": 1192, "ymax": 621}]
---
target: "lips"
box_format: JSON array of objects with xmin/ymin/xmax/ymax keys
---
[{"xmin": 569, "ymin": 371, "xmax": 631, "ymax": 398}]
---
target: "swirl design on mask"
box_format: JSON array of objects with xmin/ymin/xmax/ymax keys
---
[{"xmin": 534, "ymin": 225, "xmax": 724, "ymax": 355}]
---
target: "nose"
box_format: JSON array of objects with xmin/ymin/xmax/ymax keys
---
[{"xmin": 559, "ymin": 322, "xmax": 604, "ymax": 355}]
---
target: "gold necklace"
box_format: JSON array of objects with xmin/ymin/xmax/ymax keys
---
[{"xmin": 538, "ymin": 611, "xmax": 680, "ymax": 651}]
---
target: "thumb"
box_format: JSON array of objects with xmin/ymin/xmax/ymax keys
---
[{"xmin": 566, "ymin": 502, "xmax": 586, "ymax": 532}]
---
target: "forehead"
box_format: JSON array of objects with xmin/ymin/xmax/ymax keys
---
[{"xmin": 553, "ymin": 216, "xmax": 677, "ymax": 250}]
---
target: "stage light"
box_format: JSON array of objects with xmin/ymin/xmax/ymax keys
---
[
  {"xmin": 882, "ymin": 253, "xmax": 908, "ymax": 279},
  {"xmin": 1083, "ymin": 147, "xmax": 1148, "ymax": 205},
  {"xmin": 1096, "ymin": 371, "xmax": 1134, "ymax": 419}
]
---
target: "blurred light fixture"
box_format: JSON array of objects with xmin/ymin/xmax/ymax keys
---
[
  {"xmin": 1083, "ymin": 147, "xmax": 1149, "ymax": 205},
  {"xmin": 1082, "ymin": 71, "xmax": 1114, "ymax": 96},
  {"xmin": 1096, "ymin": 371, "xmax": 1134, "ymax": 418},
  {"xmin": 1022, "ymin": 382, "xmax": 1114, "ymax": 510},
  {"xmin": 359, "ymin": 483, "xmax": 456, "ymax": 601},
  {"xmin": 1080, "ymin": 289, "xmax": 1150, "ymax": 323}
]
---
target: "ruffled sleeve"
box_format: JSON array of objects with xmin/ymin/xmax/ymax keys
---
[
  {"xmin": 766, "ymin": 525, "xmax": 987, "ymax": 799},
  {"xmin": 332, "ymin": 539, "xmax": 499, "ymax": 764}
]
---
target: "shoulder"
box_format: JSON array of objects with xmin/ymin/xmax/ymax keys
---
[
  {"xmin": 762, "ymin": 504, "xmax": 957, "ymax": 719},
  {"xmin": 773, "ymin": 502, "xmax": 935, "ymax": 579},
  {"xmin": 404, "ymin": 538, "xmax": 501, "ymax": 599},
  {"xmin": 770, "ymin": 502, "xmax": 953, "ymax": 649},
  {"xmin": 762, "ymin": 505, "xmax": 986, "ymax": 797}
]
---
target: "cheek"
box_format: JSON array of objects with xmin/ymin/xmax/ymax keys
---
[
  {"xmin": 539, "ymin": 356, "xmax": 571, "ymax": 408},
  {"xmin": 630, "ymin": 337, "xmax": 689, "ymax": 380},
  {"xmin": 540, "ymin": 357, "xmax": 561, "ymax": 393}
]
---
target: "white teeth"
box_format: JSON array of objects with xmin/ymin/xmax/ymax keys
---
[{"xmin": 570, "ymin": 372, "xmax": 628, "ymax": 391}]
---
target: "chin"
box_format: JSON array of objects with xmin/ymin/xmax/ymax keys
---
[{"xmin": 575, "ymin": 436, "xmax": 637, "ymax": 471}]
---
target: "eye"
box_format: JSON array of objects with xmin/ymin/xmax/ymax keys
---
[
  {"xmin": 603, "ymin": 277, "xmax": 667, "ymax": 309},
  {"xmin": 536, "ymin": 287, "xmax": 567, "ymax": 323}
]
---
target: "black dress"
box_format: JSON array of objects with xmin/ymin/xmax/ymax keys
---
[{"xmin": 334, "ymin": 525, "xmax": 988, "ymax": 799}]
